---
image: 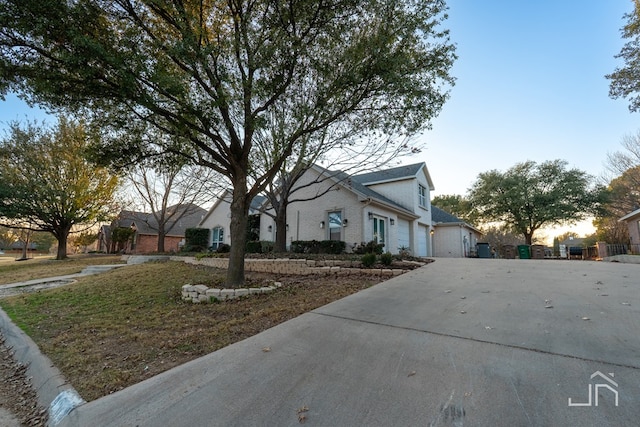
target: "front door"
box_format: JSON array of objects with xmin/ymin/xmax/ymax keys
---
[{"xmin": 373, "ymin": 217, "xmax": 386, "ymax": 250}]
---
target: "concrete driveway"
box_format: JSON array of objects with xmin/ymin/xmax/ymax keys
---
[{"xmin": 60, "ymin": 258, "xmax": 640, "ymax": 426}]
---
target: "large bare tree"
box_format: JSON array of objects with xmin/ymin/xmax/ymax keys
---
[{"xmin": 126, "ymin": 162, "xmax": 216, "ymax": 252}]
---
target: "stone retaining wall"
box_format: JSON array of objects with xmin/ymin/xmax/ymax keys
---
[
  {"xmin": 181, "ymin": 282, "xmax": 282, "ymax": 303},
  {"xmin": 172, "ymin": 256, "xmax": 414, "ymax": 304},
  {"xmin": 171, "ymin": 256, "xmax": 410, "ymax": 277}
]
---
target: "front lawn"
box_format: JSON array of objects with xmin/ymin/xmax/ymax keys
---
[{"xmin": 0, "ymin": 260, "xmax": 380, "ymax": 401}]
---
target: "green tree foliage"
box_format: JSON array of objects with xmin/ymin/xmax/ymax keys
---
[
  {"xmin": 592, "ymin": 166, "xmax": 640, "ymax": 244},
  {"xmin": 468, "ymin": 160, "xmax": 605, "ymax": 245},
  {"xmin": 0, "ymin": 118, "xmax": 119, "ymax": 260},
  {"xmin": 608, "ymin": 3, "xmax": 640, "ymax": 111},
  {"xmin": 0, "ymin": 0, "xmax": 455, "ymax": 285},
  {"xmin": 431, "ymin": 194, "xmax": 478, "ymax": 225}
]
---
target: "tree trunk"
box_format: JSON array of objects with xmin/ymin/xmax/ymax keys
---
[
  {"xmin": 56, "ymin": 234, "xmax": 68, "ymax": 260},
  {"xmin": 227, "ymin": 186, "xmax": 249, "ymax": 287},
  {"xmin": 20, "ymin": 241, "xmax": 28, "ymax": 260},
  {"xmin": 274, "ymin": 202, "xmax": 288, "ymax": 252},
  {"xmin": 524, "ymin": 232, "xmax": 533, "ymax": 245},
  {"xmin": 157, "ymin": 224, "xmax": 166, "ymax": 253}
]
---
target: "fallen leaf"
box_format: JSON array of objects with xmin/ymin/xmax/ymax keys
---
[
  {"xmin": 262, "ymin": 347, "xmax": 271, "ymax": 352},
  {"xmin": 464, "ymin": 392, "xmax": 472, "ymax": 397},
  {"xmin": 298, "ymin": 414, "xmax": 307, "ymax": 424},
  {"xmin": 408, "ymin": 371, "xmax": 416, "ymax": 377},
  {"xmin": 297, "ymin": 406, "xmax": 309, "ymax": 414}
]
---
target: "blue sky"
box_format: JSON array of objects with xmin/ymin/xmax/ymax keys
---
[
  {"xmin": 0, "ymin": 1, "xmax": 637, "ymax": 239},
  {"xmin": 418, "ymin": 0, "xmax": 638, "ymax": 198}
]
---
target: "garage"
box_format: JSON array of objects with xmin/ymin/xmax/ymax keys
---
[
  {"xmin": 417, "ymin": 224, "xmax": 428, "ymax": 257},
  {"xmin": 397, "ymin": 219, "xmax": 410, "ymax": 252}
]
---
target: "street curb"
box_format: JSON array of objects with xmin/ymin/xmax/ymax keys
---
[{"xmin": 0, "ymin": 308, "xmax": 84, "ymax": 426}]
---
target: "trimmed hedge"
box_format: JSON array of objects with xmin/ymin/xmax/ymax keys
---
[
  {"xmin": 246, "ymin": 241, "xmax": 275, "ymax": 254},
  {"xmin": 291, "ymin": 240, "xmax": 346, "ymax": 254},
  {"xmin": 184, "ymin": 228, "xmax": 210, "ymax": 252}
]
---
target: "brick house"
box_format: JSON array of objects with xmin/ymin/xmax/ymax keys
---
[{"xmin": 99, "ymin": 204, "xmax": 207, "ymax": 254}]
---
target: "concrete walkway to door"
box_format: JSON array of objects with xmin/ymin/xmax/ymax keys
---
[{"xmin": 55, "ymin": 258, "xmax": 640, "ymax": 426}]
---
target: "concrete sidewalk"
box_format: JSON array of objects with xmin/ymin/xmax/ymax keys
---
[{"xmin": 53, "ymin": 258, "xmax": 639, "ymax": 427}]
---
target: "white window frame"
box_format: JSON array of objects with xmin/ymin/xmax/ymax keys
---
[
  {"xmin": 211, "ymin": 226, "xmax": 224, "ymax": 250},
  {"xmin": 418, "ymin": 184, "xmax": 427, "ymax": 208},
  {"xmin": 327, "ymin": 210, "xmax": 343, "ymax": 241}
]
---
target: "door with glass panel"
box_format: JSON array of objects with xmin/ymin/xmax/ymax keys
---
[
  {"xmin": 372, "ymin": 216, "xmax": 386, "ymax": 250},
  {"xmin": 328, "ymin": 211, "xmax": 342, "ymax": 241}
]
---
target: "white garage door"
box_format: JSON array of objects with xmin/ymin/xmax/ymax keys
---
[
  {"xmin": 397, "ymin": 219, "xmax": 410, "ymax": 252},
  {"xmin": 417, "ymin": 225, "xmax": 428, "ymax": 257}
]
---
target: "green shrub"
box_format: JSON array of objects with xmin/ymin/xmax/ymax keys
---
[
  {"xmin": 261, "ymin": 241, "xmax": 275, "ymax": 253},
  {"xmin": 291, "ymin": 240, "xmax": 345, "ymax": 254},
  {"xmin": 380, "ymin": 252, "xmax": 393, "ymax": 266},
  {"xmin": 361, "ymin": 252, "xmax": 377, "ymax": 268},
  {"xmin": 246, "ymin": 241, "xmax": 262, "ymax": 253},
  {"xmin": 216, "ymin": 244, "xmax": 231, "ymax": 253},
  {"xmin": 354, "ymin": 240, "xmax": 384, "ymax": 255},
  {"xmin": 185, "ymin": 228, "xmax": 209, "ymax": 250}
]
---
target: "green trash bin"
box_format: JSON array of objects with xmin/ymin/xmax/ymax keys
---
[{"xmin": 517, "ymin": 245, "xmax": 531, "ymax": 259}]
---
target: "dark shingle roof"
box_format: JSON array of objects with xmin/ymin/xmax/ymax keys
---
[
  {"xmin": 312, "ymin": 165, "xmax": 417, "ymax": 217},
  {"xmin": 114, "ymin": 204, "xmax": 206, "ymax": 237},
  {"xmin": 351, "ymin": 163, "xmax": 425, "ymax": 184},
  {"xmin": 431, "ymin": 205, "xmax": 464, "ymax": 224}
]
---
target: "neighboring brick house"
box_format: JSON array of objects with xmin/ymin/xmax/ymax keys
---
[
  {"xmin": 620, "ymin": 207, "xmax": 640, "ymax": 250},
  {"xmin": 199, "ymin": 163, "xmax": 441, "ymax": 256},
  {"xmin": 99, "ymin": 204, "xmax": 207, "ymax": 254},
  {"xmin": 431, "ymin": 206, "xmax": 483, "ymax": 258}
]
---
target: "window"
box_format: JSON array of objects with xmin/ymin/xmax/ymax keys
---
[
  {"xmin": 418, "ymin": 184, "xmax": 427, "ymax": 208},
  {"xmin": 372, "ymin": 217, "xmax": 386, "ymax": 247},
  {"xmin": 328, "ymin": 211, "xmax": 342, "ymax": 241},
  {"xmin": 211, "ymin": 226, "xmax": 224, "ymax": 250}
]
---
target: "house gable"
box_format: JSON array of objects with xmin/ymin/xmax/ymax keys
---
[{"xmin": 619, "ymin": 208, "xmax": 640, "ymax": 245}]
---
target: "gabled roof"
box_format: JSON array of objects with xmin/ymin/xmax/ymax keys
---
[
  {"xmin": 310, "ymin": 164, "xmax": 419, "ymax": 219},
  {"xmin": 351, "ymin": 162, "xmax": 435, "ymax": 190},
  {"xmin": 115, "ymin": 204, "xmax": 206, "ymax": 237},
  {"xmin": 619, "ymin": 207, "xmax": 640, "ymax": 222},
  {"xmin": 431, "ymin": 206, "xmax": 462, "ymax": 223},
  {"xmin": 431, "ymin": 206, "xmax": 483, "ymax": 234},
  {"xmin": 199, "ymin": 191, "xmax": 267, "ymax": 226}
]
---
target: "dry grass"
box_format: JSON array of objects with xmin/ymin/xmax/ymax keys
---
[
  {"xmin": 0, "ymin": 260, "xmax": 381, "ymax": 402},
  {"xmin": 0, "ymin": 254, "xmax": 124, "ymax": 285}
]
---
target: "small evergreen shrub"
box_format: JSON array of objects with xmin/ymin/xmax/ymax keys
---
[
  {"xmin": 380, "ymin": 252, "xmax": 393, "ymax": 266},
  {"xmin": 353, "ymin": 240, "xmax": 384, "ymax": 255},
  {"xmin": 216, "ymin": 244, "xmax": 231, "ymax": 253},
  {"xmin": 361, "ymin": 252, "xmax": 377, "ymax": 268},
  {"xmin": 185, "ymin": 228, "xmax": 209, "ymax": 252},
  {"xmin": 246, "ymin": 241, "xmax": 262, "ymax": 253}
]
